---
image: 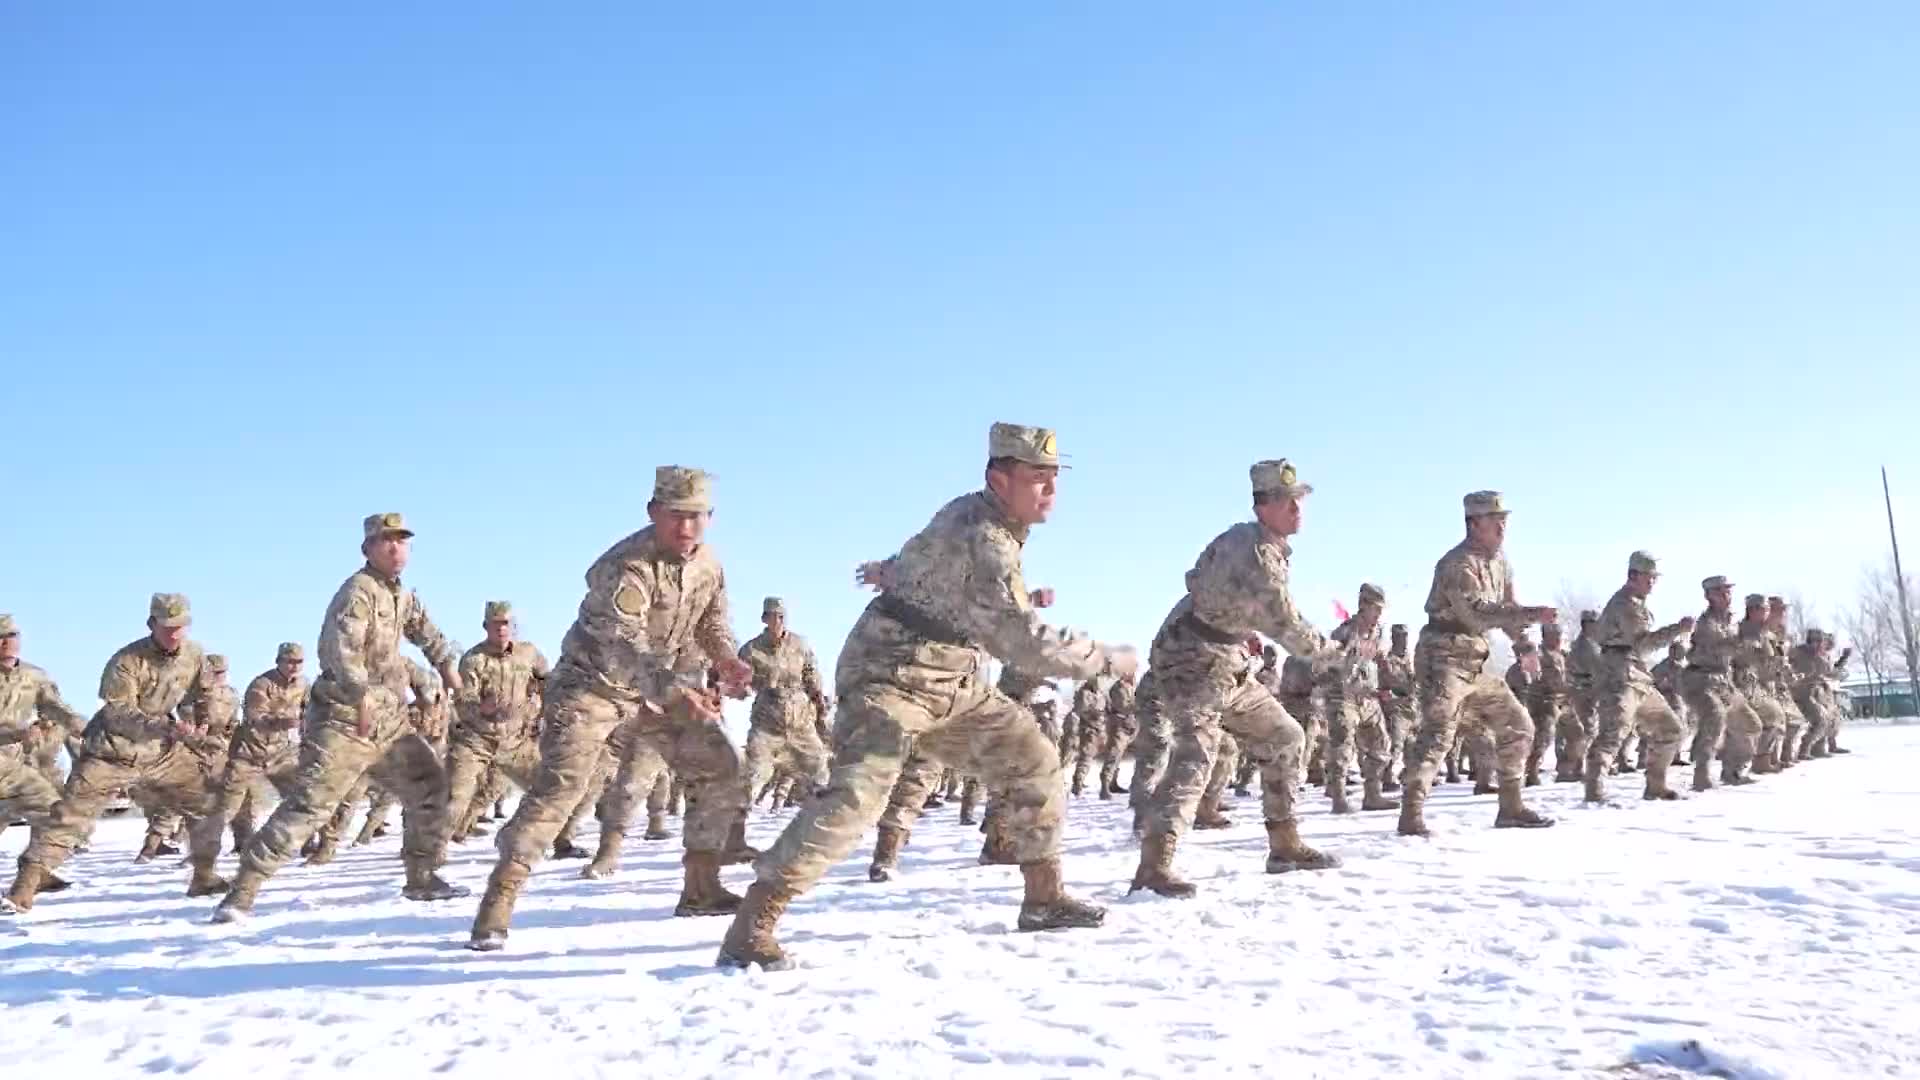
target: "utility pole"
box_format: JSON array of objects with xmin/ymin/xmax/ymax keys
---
[{"xmin": 1883, "ymin": 467, "xmax": 1920, "ymax": 713}]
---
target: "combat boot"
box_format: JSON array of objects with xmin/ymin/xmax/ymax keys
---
[
  {"xmin": 582, "ymin": 827, "xmax": 624, "ymax": 880},
  {"xmin": 1193, "ymin": 788, "xmax": 1233, "ymax": 829},
  {"xmin": 2, "ymin": 861, "xmax": 48, "ymax": 914},
  {"xmin": 1017, "ymin": 858, "xmax": 1106, "ymax": 931},
  {"xmin": 304, "ymin": 834, "xmax": 338, "ymax": 866},
  {"xmin": 1807, "ymin": 739, "xmax": 1830, "ymax": 759},
  {"xmin": 1069, "ymin": 768, "xmax": 1085, "ymax": 798},
  {"xmin": 978, "ymin": 819, "xmax": 1018, "ymax": 865},
  {"xmin": 922, "ymin": 791, "xmax": 945, "ymax": 810},
  {"xmin": 402, "ymin": 860, "xmax": 471, "ymax": 902},
  {"xmin": 1779, "ymin": 727, "xmax": 1800, "ymax": 767},
  {"xmin": 553, "ymin": 836, "xmax": 591, "ymax": 860},
  {"xmin": 1128, "ymin": 832, "xmax": 1196, "ymax": 898},
  {"xmin": 1828, "ymin": 736, "xmax": 1850, "ymax": 755},
  {"xmin": 1442, "ymin": 758, "xmax": 1460, "ymax": 785},
  {"xmin": 468, "ymin": 860, "xmax": 528, "ymax": 951},
  {"xmin": 1326, "ymin": 774, "xmax": 1353, "ymax": 815},
  {"xmin": 1583, "ymin": 756, "xmax": 1608, "ymax": 804},
  {"xmin": 644, "ymin": 812, "xmax": 671, "ymax": 841},
  {"xmin": 1108, "ymin": 775, "xmax": 1128, "ymax": 796},
  {"xmin": 135, "ymin": 833, "xmax": 166, "ymax": 864},
  {"xmin": 1692, "ymin": 758, "xmax": 1714, "ymax": 792},
  {"xmin": 1360, "ymin": 771, "xmax": 1400, "ymax": 812},
  {"xmin": 721, "ymin": 820, "xmax": 759, "ymax": 865},
  {"xmin": 353, "ymin": 816, "xmax": 381, "ymax": 847},
  {"xmin": 867, "ymin": 825, "xmax": 906, "ymax": 882},
  {"xmin": 1471, "ymin": 759, "xmax": 1497, "ymax": 796},
  {"xmin": 1641, "ymin": 756, "xmax": 1682, "ymax": 801},
  {"xmin": 209, "ymin": 869, "xmax": 265, "ymax": 923},
  {"xmin": 1265, "ymin": 818, "xmax": 1340, "ymax": 873},
  {"xmin": 674, "ymin": 850, "xmax": 743, "ymax": 917},
  {"xmin": 716, "ymin": 880, "xmax": 796, "ymax": 970},
  {"xmin": 15, "ymin": 854, "xmax": 67, "ymax": 896},
  {"xmin": 185, "ymin": 861, "xmax": 231, "ymax": 898},
  {"xmin": 1723, "ymin": 757, "xmax": 1756, "ymax": 786},
  {"xmin": 1523, "ymin": 762, "xmax": 1542, "ymax": 788},
  {"xmin": 1495, "ymin": 778, "xmax": 1557, "ymax": 825},
  {"xmin": 1396, "ymin": 784, "xmax": 1430, "ymax": 837},
  {"xmin": 958, "ymin": 790, "xmax": 978, "ymax": 827},
  {"xmin": 1306, "ymin": 759, "xmax": 1326, "ymax": 787},
  {"xmin": 299, "ymin": 833, "xmax": 321, "ymax": 859},
  {"xmin": 454, "ymin": 822, "xmax": 477, "ymax": 838}
]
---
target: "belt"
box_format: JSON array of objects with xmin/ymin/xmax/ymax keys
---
[
  {"xmin": 1601, "ymin": 645, "xmax": 1632, "ymax": 654},
  {"xmin": 1685, "ymin": 664, "xmax": 1727, "ymax": 674},
  {"xmin": 1178, "ymin": 610, "xmax": 1244, "ymax": 647},
  {"xmin": 1423, "ymin": 618, "xmax": 1476, "ymax": 636},
  {"xmin": 870, "ymin": 595, "xmax": 974, "ymax": 648}
]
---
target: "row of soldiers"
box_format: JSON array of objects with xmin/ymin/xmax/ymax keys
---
[{"xmin": 0, "ymin": 423, "xmax": 1867, "ymax": 978}]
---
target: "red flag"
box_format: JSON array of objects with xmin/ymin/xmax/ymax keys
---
[{"xmin": 1333, "ymin": 599, "xmax": 1351, "ymax": 623}]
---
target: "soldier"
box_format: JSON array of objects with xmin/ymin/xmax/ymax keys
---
[
  {"xmin": 0, "ymin": 615, "xmax": 88, "ymax": 862},
  {"xmin": 444, "ymin": 602, "xmax": 549, "ymax": 848},
  {"xmin": 1378, "ymin": 626, "xmax": 1415, "ymax": 791},
  {"xmin": 1584, "ymin": 553, "xmax": 1691, "ymax": 803},
  {"xmin": 1130, "ymin": 459, "xmax": 1355, "ymax": 897},
  {"xmin": 209, "ymin": 515, "xmax": 465, "ymax": 922},
  {"xmin": 137, "ymin": 654, "xmax": 239, "ymax": 864},
  {"xmin": 1098, "ymin": 671, "xmax": 1138, "ymax": 799},
  {"xmin": 717, "ymin": 423, "xmax": 1132, "ymax": 969},
  {"xmin": 185, "ymin": 644, "xmax": 307, "ymax": 893},
  {"xmin": 1126, "ymin": 670, "xmax": 1167, "ymax": 836},
  {"xmin": 1813, "ymin": 633, "xmax": 1853, "ymax": 755},
  {"xmin": 981, "ymin": 665, "xmax": 1060, "ymax": 863},
  {"xmin": 1398, "ymin": 492, "xmax": 1557, "ymax": 836},
  {"xmin": 738, "ymin": 597, "xmax": 830, "ymax": 826},
  {"xmin": 4, "ymin": 594, "xmax": 216, "ymax": 912},
  {"xmin": 304, "ymin": 657, "xmax": 443, "ymax": 865},
  {"xmin": 1764, "ymin": 597, "xmax": 1803, "ymax": 765},
  {"xmin": 1503, "ymin": 639, "xmax": 1539, "ymax": 784},
  {"xmin": 1527, "ymin": 623, "xmax": 1570, "ymax": 786},
  {"xmin": 469, "ymin": 467, "xmax": 755, "ymax": 951},
  {"xmin": 1679, "ymin": 577, "xmax": 1759, "ymax": 791},
  {"xmin": 1728, "ymin": 594, "xmax": 1789, "ymax": 779},
  {"xmin": 1066, "ymin": 677, "xmax": 1106, "ymax": 796},
  {"xmin": 1650, "ymin": 640, "xmax": 1691, "ymax": 765},
  {"xmin": 1559, "ymin": 610, "xmax": 1601, "ymax": 783},
  {"xmin": 1321, "ymin": 584, "xmax": 1396, "ymax": 814}
]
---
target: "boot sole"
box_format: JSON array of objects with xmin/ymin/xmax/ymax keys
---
[
  {"xmin": 716, "ymin": 948, "xmax": 794, "ymax": 971},
  {"xmin": 468, "ymin": 935, "xmax": 507, "ymax": 952},
  {"xmin": 1494, "ymin": 818, "xmax": 1556, "ymax": 828}
]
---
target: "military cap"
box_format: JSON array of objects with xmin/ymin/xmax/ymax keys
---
[
  {"xmin": 0, "ymin": 614, "xmax": 16, "ymax": 637},
  {"xmin": 1463, "ymin": 490, "xmax": 1507, "ymax": 517},
  {"xmin": 1514, "ymin": 638, "xmax": 1537, "ymax": 654},
  {"xmin": 1357, "ymin": 583, "xmax": 1386, "ymax": 607},
  {"xmin": 1250, "ymin": 459, "xmax": 1311, "ymax": 499},
  {"xmin": 1744, "ymin": 593, "xmax": 1767, "ymax": 608},
  {"xmin": 1628, "ymin": 551, "xmax": 1659, "ymax": 575},
  {"xmin": 1390, "ymin": 623, "xmax": 1408, "ymax": 634},
  {"xmin": 1701, "ymin": 575, "xmax": 1732, "ymax": 592},
  {"xmin": 652, "ymin": 466, "xmax": 714, "ymax": 512},
  {"xmin": 1767, "ymin": 595, "xmax": 1786, "ymax": 607},
  {"xmin": 484, "ymin": 600, "xmax": 514, "ymax": 623},
  {"xmin": 149, "ymin": 593, "xmax": 191, "ymax": 628},
  {"xmin": 363, "ymin": 512, "xmax": 415, "ymax": 541},
  {"xmin": 989, "ymin": 423, "xmax": 1067, "ymax": 469},
  {"xmin": 1542, "ymin": 621, "xmax": 1563, "ymax": 638},
  {"xmin": 206, "ymin": 654, "xmax": 229, "ymax": 673},
  {"xmin": 1805, "ymin": 628, "xmax": 1824, "ymax": 644},
  {"xmin": 763, "ymin": 597, "xmax": 785, "ymax": 617},
  {"xmin": 1580, "ymin": 609, "xmax": 1599, "ymax": 624},
  {"xmin": 276, "ymin": 642, "xmax": 304, "ymax": 662}
]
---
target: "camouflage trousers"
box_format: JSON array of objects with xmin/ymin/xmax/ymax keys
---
[
  {"xmin": 1099, "ymin": 713, "xmax": 1138, "ymax": 792},
  {"xmin": 1384, "ymin": 700, "xmax": 1416, "ymax": 780},
  {"xmin": 876, "ymin": 746, "xmax": 944, "ymax": 833},
  {"xmin": 1324, "ymin": 696, "xmax": 1389, "ymax": 784},
  {"xmin": 0, "ymin": 751, "xmax": 63, "ymax": 828},
  {"xmin": 1682, "ymin": 672, "xmax": 1759, "ymax": 769},
  {"xmin": 597, "ymin": 720, "xmax": 674, "ymax": 836},
  {"xmin": 1587, "ymin": 675, "xmax": 1684, "ymax": 772},
  {"xmin": 1792, "ymin": 690, "xmax": 1831, "ymax": 748},
  {"xmin": 742, "ymin": 721, "xmax": 828, "ymax": 805},
  {"xmin": 190, "ymin": 744, "xmax": 300, "ymax": 866},
  {"xmin": 1525, "ymin": 700, "xmax": 1563, "ymax": 778},
  {"xmin": 1404, "ymin": 643, "xmax": 1533, "ymax": 793},
  {"xmin": 1741, "ymin": 683, "xmax": 1787, "ymax": 760},
  {"xmin": 235, "ymin": 691, "xmax": 449, "ymax": 881},
  {"xmin": 1068, "ymin": 713, "xmax": 1103, "ymax": 790},
  {"xmin": 492, "ymin": 682, "xmax": 742, "ymax": 873},
  {"xmin": 446, "ymin": 722, "xmax": 541, "ymax": 842},
  {"xmin": 1142, "ymin": 671, "xmax": 1304, "ymax": 841},
  {"xmin": 755, "ymin": 665, "xmax": 1064, "ymax": 895},
  {"xmin": 25, "ymin": 740, "xmax": 215, "ymax": 872},
  {"xmin": 1128, "ymin": 713, "xmax": 1170, "ymax": 819},
  {"xmin": 1662, "ymin": 693, "xmax": 1693, "ymax": 754},
  {"xmin": 1556, "ymin": 686, "xmax": 1599, "ymax": 779}
]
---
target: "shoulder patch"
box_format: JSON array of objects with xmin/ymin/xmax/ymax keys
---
[{"xmin": 613, "ymin": 584, "xmax": 649, "ymax": 617}]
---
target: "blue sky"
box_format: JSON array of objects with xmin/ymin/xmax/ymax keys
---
[{"xmin": 5, "ymin": 5, "xmax": 1918, "ymax": 713}]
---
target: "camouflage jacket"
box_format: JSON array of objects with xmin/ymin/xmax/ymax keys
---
[
  {"xmin": 1567, "ymin": 632, "xmax": 1600, "ymax": 691},
  {"xmin": 314, "ymin": 564, "xmax": 457, "ymax": 712},
  {"xmin": 0, "ymin": 659, "xmax": 86, "ymax": 750},
  {"xmin": 1534, "ymin": 647, "xmax": 1570, "ymax": 708},
  {"xmin": 555, "ymin": 526, "xmax": 738, "ymax": 710},
  {"xmin": 1151, "ymin": 522, "xmax": 1336, "ymax": 687},
  {"xmin": 1106, "ymin": 677, "xmax": 1136, "ymax": 720},
  {"xmin": 455, "ymin": 640, "xmax": 550, "ymax": 731},
  {"xmin": 88, "ymin": 635, "xmax": 209, "ymax": 747},
  {"xmin": 1319, "ymin": 616, "xmax": 1380, "ymax": 707},
  {"xmin": 1687, "ymin": 608, "xmax": 1742, "ymax": 674},
  {"xmin": 1071, "ymin": 678, "xmax": 1105, "ymax": 722},
  {"xmin": 1420, "ymin": 540, "xmax": 1531, "ymax": 657},
  {"xmin": 1594, "ymin": 585, "xmax": 1688, "ymax": 684},
  {"xmin": 233, "ymin": 668, "xmax": 309, "ymax": 760},
  {"xmin": 739, "ymin": 629, "xmax": 825, "ymax": 729}
]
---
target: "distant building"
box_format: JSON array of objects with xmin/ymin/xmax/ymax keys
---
[{"xmin": 1842, "ymin": 675, "xmax": 1918, "ymax": 720}]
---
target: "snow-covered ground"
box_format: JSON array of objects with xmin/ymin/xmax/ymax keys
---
[{"xmin": 6, "ymin": 726, "xmax": 1919, "ymax": 1079}]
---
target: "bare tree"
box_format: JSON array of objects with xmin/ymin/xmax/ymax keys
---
[
  {"xmin": 1553, "ymin": 579, "xmax": 1603, "ymax": 641},
  {"xmin": 1782, "ymin": 589, "xmax": 1819, "ymax": 644}
]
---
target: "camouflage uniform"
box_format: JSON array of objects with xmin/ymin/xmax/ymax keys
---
[
  {"xmin": 1398, "ymin": 492, "xmax": 1552, "ymax": 836},
  {"xmin": 1733, "ymin": 604, "xmax": 1789, "ymax": 774},
  {"xmin": 1098, "ymin": 675, "xmax": 1138, "ymax": 798},
  {"xmin": 979, "ymin": 665, "xmax": 1059, "ymax": 860},
  {"xmin": 445, "ymin": 606, "xmax": 550, "ymax": 845},
  {"xmin": 0, "ymin": 615, "xmax": 87, "ymax": 833},
  {"xmin": 720, "ymin": 424, "xmax": 1118, "ymax": 969},
  {"xmin": 5, "ymin": 596, "xmax": 216, "ymax": 911},
  {"xmin": 212, "ymin": 515, "xmax": 463, "ymax": 921},
  {"xmin": 1378, "ymin": 630, "xmax": 1416, "ymax": 790},
  {"xmin": 1502, "ymin": 642, "xmax": 1538, "ymax": 792},
  {"xmin": 471, "ymin": 468, "xmax": 751, "ymax": 950},
  {"xmin": 1320, "ymin": 585, "xmax": 1393, "ymax": 813},
  {"xmin": 1584, "ymin": 553, "xmax": 1690, "ymax": 802},
  {"xmin": 1790, "ymin": 633, "xmax": 1847, "ymax": 759},
  {"xmin": 1132, "ymin": 460, "xmax": 1348, "ymax": 895},
  {"xmin": 1681, "ymin": 586, "xmax": 1762, "ymax": 789},
  {"xmin": 1527, "ymin": 631, "xmax": 1570, "ymax": 786},
  {"xmin": 1649, "ymin": 643, "xmax": 1690, "ymax": 761},
  {"xmin": 308, "ymin": 658, "xmax": 442, "ymax": 861},
  {"xmin": 189, "ymin": 645, "xmax": 309, "ymax": 879},
  {"xmin": 1066, "ymin": 678, "xmax": 1105, "ymax": 796},
  {"xmin": 1559, "ymin": 613, "xmax": 1601, "ymax": 782},
  {"xmin": 1126, "ymin": 670, "xmax": 1167, "ymax": 832},
  {"xmin": 738, "ymin": 600, "xmax": 830, "ymax": 811},
  {"xmin": 143, "ymin": 654, "xmax": 239, "ymax": 861}
]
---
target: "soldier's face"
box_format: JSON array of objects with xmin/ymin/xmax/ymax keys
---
[
  {"xmin": 277, "ymin": 657, "xmax": 303, "ymax": 679},
  {"xmin": 648, "ymin": 504, "xmax": 709, "ymax": 556},
  {"xmin": 485, "ymin": 620, "xmax": 514, "ymax": 648},
  {"xmin": 0, "ymin": 633, "xmax": 18, "ymax": 663},
  {"xmin": 1541, "ymin": 631, "xmax": 1559, "ymax": 649},
  {"xmin": 1391, "ymin": 632, "xmax": 1408, "ymax": 652},
  {"xmin": 1628, "ymin": 571, "xmax": 1656, "ymax": 598},
  {"xmin": 205, "ymin": 666, "xmax": 227, "ymax": 686},
  {"xmin": 988, "ymin": 463, "xmax": 1057, "ymax": 525},
  {"xmin": 764, "ymin": 613, "xmax": 786, "ymax": 637},
  {"xmin": 150, "ymin": 621, "xmax": 188, "ymax": 653},
  {"xmin": 1468, "ymin": 513, "xmax": 1507, "ymax": 550},
  {"xmin": 1256, "ymin": 495, "xmax": 1303, "ymax": 537},
  {"xmin": 1356, "ymin": 602, "xmax": 1382, "ymax": 631},
  {"xmin": 366, "ymin": 534, "xmax": 411, "ymax": 576},
  {"xmin": 1769, "ymin": 606, "xmax": 1787, "ymax": 631},
  {"xmin": 1705, "ymin": 585, "xmax": 1732, "ymax": 612}
]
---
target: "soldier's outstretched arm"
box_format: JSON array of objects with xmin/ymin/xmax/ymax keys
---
[
  {"xmin": 35, "ymin": 674, "xmax": 86, "ymax": 736},
  {"xmin": 961, "ymin": 531, "xmax": 1110, "ymax": 681},
  {"xmin": 400, "ymin": 591, "xmax": 460, "ymax": 686}
]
